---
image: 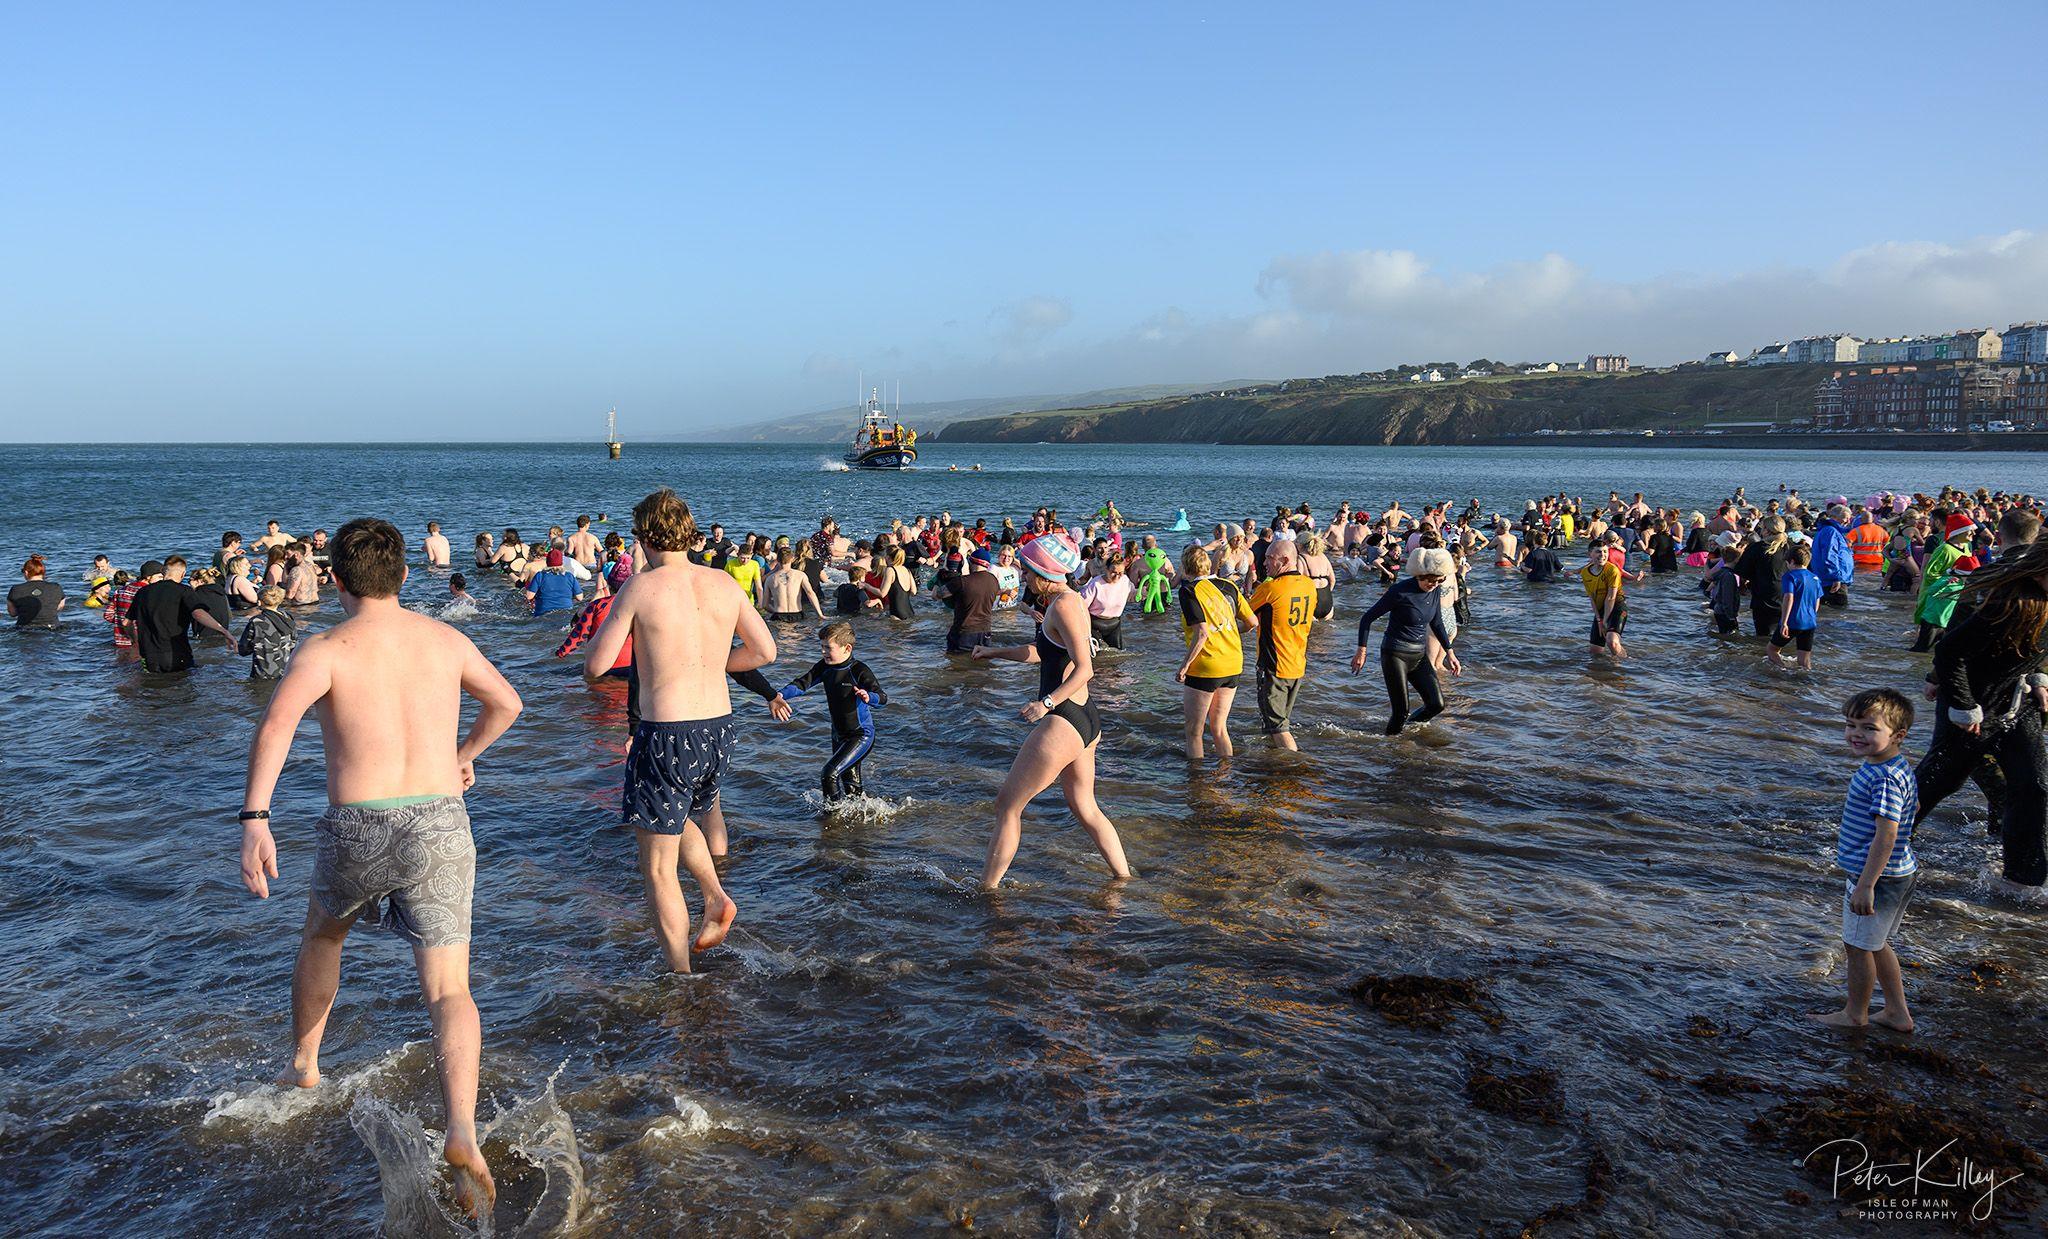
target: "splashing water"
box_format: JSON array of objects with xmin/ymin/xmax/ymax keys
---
[
  {"xmin": 818, "ymin": 458, "xmax": 851, "ymax": 472},
  {"xmin": 350, "ymin": 1078, "xmax": 584, "ymax": 1238}
]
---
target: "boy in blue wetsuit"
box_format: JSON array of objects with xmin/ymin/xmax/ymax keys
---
[{"xmin": 777, "ymin": 621, "xmax": 889, "ymax": 804}]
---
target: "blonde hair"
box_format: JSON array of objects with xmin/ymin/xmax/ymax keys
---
[
  {"xmin": 1182, "ymin": 545, "xmax": 1212, "ymax": 577},
  {"xmin": 259, "ymin": 585, "xmax": 287, "ymax": 608}
]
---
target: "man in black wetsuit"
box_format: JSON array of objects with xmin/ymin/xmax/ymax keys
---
[{"xmin": 775, "ymin": 621, "xmax": 889, "ymax": 804}]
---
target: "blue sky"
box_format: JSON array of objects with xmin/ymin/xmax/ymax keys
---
[{"xmin": 3, "ymin": 2, "xmax": 2044, "ymax": 441}]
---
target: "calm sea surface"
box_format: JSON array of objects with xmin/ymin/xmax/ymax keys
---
[{"xmin": 3, "ymin": 441, "xmax": 2047, "ymax": 1234}]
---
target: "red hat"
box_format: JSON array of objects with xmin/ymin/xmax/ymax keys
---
[
  {"xmin": 547, "ymin": 549, "xmax": 565, "ymax": 567},
  {"xmin": 1954, "ymin": 554, "xmax": 1981, "ymax": 572},
  {"xmin": 1944, "ymin": 513, "xmax": 1975, "ymax": 540}
]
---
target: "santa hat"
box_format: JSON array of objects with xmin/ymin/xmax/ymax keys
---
[
  {"xmin": 1954, "ymin": 554, "xmax": 1982, "ymax": 573},
  {"xmin": 1944, "ymin": 514, "xmax": 1976, "ymax": 540}
]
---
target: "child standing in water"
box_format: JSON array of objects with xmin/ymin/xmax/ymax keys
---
[
  {"xmin": 776, "ymin": 621, "xmax": 889, "ymax": 805},
  {"xmin": 236, "ymin": 585, "xmax": 297, "ymax": 680},
  {"xmin": 1770, "ymin": 544, "xmax": 1823, "ymax": 670},
  {"xmin": 1813, "ymin": 689, "xmax": 1919, "ymax": 1033}
]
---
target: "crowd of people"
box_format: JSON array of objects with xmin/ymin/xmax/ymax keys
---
[{"xmin": 14, "ymin": 479, "xmax": 2048, "ymax": 1215}]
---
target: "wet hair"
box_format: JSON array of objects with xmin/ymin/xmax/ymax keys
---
[
  {"xmin": 1976, "ymin": 577, "xmax": 2048, "ymax": 660},
  {"xmin": 1844, "ymin": 688, "xmax": 1914, "ymax": 734},
  {"xmin": 329, "ymin": 518, "xmax": 406, "ymax": 598},
  {"xmin": 427, "ymin": 521, "xmax": 440, "ymax": 533},
  {"xmin": 819, "ymin": 620, "xmax": 855, "ymax": 648},
  {"xmin": 632, "ymin": 488, "xmax": 698, "ymax": 553},
  {"xmin": 221, "ymin": 531, "xmax": 241, "ymax": 547},
  {"xmin": 476, "ymin": 532, "xmax": 491, "ymax": 548},
  {"xmin": 22, "ymin": 554, "xmax": 46, "ymax": 579},
  {"xmin": 450, "ymin": 573, "xmax": 468, "ymax": 591},
  {"xmin": 258, "ymin": 585, "xmax": 286, "ymax": 608}
]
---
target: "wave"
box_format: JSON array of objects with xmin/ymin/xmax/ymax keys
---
[{"xmin": 818, "ymin": 458, "xmax": 851, "ymax": 472}]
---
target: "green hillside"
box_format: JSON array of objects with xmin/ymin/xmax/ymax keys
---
[{"xmin": 932, "ymin": 365, "xmax": 1832, "ymax": 445}]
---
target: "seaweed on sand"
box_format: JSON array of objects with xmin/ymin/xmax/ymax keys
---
[
  {"xmin": 1346, "ymin": 974, "xmax": 1502, "ymax": 1030},
  {"xmin": 1748, "ymin": 1086, "xmax": 2042, "ymax": 1228},
  {"xmin": 1965, "ymin": 959, "xmax": 2016, "ymax": 990},
  {"xmin": 1465, "ymin": 1058, "xmax": 1564, "ymax": 1126}
]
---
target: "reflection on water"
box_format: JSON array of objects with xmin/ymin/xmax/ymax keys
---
[{"xmin": 1, "ymin": 443, "xmax": 2046, "ymax": 1232}]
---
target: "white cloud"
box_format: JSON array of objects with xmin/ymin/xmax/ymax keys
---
[
  {"xmin": 797, "ymin": 230, "xmax": 2048, "ymax": 414},
  {"xmin": 988, "ymin": 295, "xmax": 1074, "ymax": 348}
]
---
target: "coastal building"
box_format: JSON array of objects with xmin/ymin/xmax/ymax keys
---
[
  {"xmin": 1521, "ymin": 361, "xmax": 1561, "ymax": 374},
  {"xmin": 1585, "ymin": 355, "xmax": 1628, "ymax": 372},
  {"xmin": 1787, "ymin": 334, "xmax": 1861, "ymax": 364},
  {"xmin": 2015, "ymin": 366, "xmax": 2047, "ymax": 422},
  {"xmin": 1408, "ymin": 368, "xmax": 1445, "ymax": 383},
  {"xmin": 1813, "ymin": 362, "xmax": 2013, "ymax": 431},
  {"xmin": 2002, "ymin": 322, "xmax": 2048, "ymax": 364},
  {"xmin": 1857, "ymin": 330, "xmax": 2003, "ymax": 365},
  {"xmin": 1704, "ymin": 350, "xmax": 1740, "ymax": 367},
  {"xmin": 1746, "ymin": 343, "xmax": 1790, "ymax": 365}
]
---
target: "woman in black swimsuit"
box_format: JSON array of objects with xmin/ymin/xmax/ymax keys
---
[{"xmin": 971, "ymin": 531, "xmax": 1132, "ymax": 890}]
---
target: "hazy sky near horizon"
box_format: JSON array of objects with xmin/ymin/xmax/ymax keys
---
[{"xmin": 4, "ymin": 2, "xmax": 2045, "ymax": 442}]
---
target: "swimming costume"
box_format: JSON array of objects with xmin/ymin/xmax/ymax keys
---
[
  {"xmin": 770, "ymin": 610, "xmax": 802, "ymax": 622},
  {"xmin": 623, "ymin": 717, "xmax": 735, "ymax": 832},
  {"xmin": 1035, "ymin": 617, "xmax": 1101, "ymax": 746},
  {"xmin": 1182, "ymin": 673, "xmax": 1238, "ymax": 693},
  {"xmin": 313, "ymin": 796, "xmax": 474, "ymax": 949}
]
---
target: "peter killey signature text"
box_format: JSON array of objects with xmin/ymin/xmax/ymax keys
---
[{"xmin": 1804, "ymin": 1138, "xmax": 2024, "ymax": 1222}]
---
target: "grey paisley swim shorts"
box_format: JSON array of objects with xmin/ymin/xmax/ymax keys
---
[{"xmin": 313, "ymin": 796, "xmax": 475, "ymax": 949}]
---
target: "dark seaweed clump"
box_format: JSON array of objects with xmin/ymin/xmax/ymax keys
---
[
  {"xmin": 1347, "ymin": 974, "xmax": 1501, "ymax": 1030},
  {"xmin": 1466, "ymin": 1058, "xmax": 1564, "ymax": 1126}
]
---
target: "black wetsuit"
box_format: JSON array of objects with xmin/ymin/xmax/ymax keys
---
[
  {"xmin": 780, "ymin": 658, "xmax": 888, "ymax": 802},
  {"xmin": 1917, "ymin": 608, "xmax": 2048, "ymax": 886},
  {"xmin": 1356, "ymin": 579, "xmax": 1452, "ymax": 735},
  {"xmin": 1036, "ymin": 619, "xmax": 1101, "ymax": 746}
]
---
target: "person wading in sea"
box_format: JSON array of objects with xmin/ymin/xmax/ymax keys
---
[
  {"xmin": 237, "ymin": 518, "xmax": 523, "ymax": 1218},
  {"xmin": 582, "ymin": 488, "xmax": 777, "ymax": 973}
]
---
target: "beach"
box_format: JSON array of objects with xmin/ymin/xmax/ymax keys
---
[{"xmin": 4, "ymin": 440, "xmax": 2047, "ymax": 1233}]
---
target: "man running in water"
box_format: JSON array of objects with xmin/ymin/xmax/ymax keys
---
[
  {"xmin": 582, "ymin": 488, "xmax": 776, "ymax": 973},
  {"xmin": 238, "ymin": 518, "xmax": 522, "ymax": 1218}
]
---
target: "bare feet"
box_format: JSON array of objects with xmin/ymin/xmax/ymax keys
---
[
  {"xmin": 276, "ymin": 1061, "xmax": 320, "ymax": 1089},
  {"xmin": 1809, "ymin": 1008, "xmax": 1867, "ymax": 1029},
  {"xmin": 693, "ymin": 894, "xmax": 738, "ymax": 951},
  {"xmin": 1870, "ymin": 1008, "xmax": 1916, "ymax": 1033},
  {"xmin": 444, "ymin": 1136, "xmax": 496, "ymax": 1220}
]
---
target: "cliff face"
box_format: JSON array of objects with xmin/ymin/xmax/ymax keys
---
[{"xmin": 933, "ymin": 366, "xmax": 1830, "ymax": 445}]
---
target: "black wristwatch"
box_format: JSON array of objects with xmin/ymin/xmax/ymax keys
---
[{"xmin": 238, "ymin": 810, "xmax": 270, "ymax": 822}]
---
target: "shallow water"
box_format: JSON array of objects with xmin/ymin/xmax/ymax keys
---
[{"xmin": 2, "ymin": 442, "xmax": 2046, "ymax": 1234}]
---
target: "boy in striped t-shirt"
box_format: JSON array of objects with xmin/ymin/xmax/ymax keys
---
[{"xmin": 1813, "ymin": 688, "xmax": 1920, "ymax": 1033}]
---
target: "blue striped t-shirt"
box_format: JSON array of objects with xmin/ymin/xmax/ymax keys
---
[{"xmin": 1837, "ymin": 755, "xmax": 1917, "ymax": 877}]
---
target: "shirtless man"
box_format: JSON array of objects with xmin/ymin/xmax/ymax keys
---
[
  {"xmin": 423, "ymin": 521, "xmax": 451, "ymax": 567},
  {"xmin": 565, "ymin": 516, "xmax": 601, "ymax": 570},
  {"xmin": 238, "ymin": 518, "xmax": 521, "ymax": 1218},
  {"xmin": 584, "ymin": 489, "xmax": 776, "ymax": 973},
  {"xmin": 255, "ymin": 520, "xmax": 294, "ymax": 552},
  {"xmin": 763, "ymin": 547, "xmax": 824, "ymax": 621}
]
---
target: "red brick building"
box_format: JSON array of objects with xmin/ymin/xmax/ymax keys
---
[{"xmin": 1813, "ymin": 362, "xmax": 2014, "ymax": 430}]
